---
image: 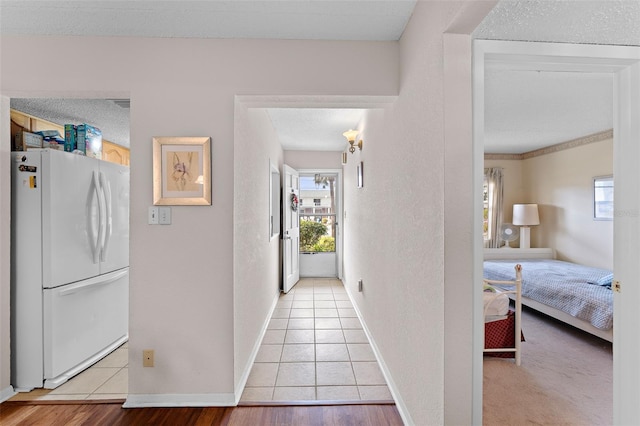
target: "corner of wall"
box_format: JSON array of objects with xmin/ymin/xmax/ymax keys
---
[{"xmin": 0, "ymin": 95, "xmax": 12, "ymax": 394}]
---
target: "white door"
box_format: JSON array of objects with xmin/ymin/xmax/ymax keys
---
[
  {"xmin": 98, "ymin": 160, "xmax": 130, "ymax": 274},
  {"xmin": 43, "ymin": 149, "xmax": 100, "ymax": 288},
  {"xmin": 282, "ymin": 164, "xmax": 300, "ymax": 293},
  {"xmin": 43, "ymin": 268, "xmax": 129, "ymax": 388}
]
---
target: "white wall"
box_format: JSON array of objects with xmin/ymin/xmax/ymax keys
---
[
  {"xmin": 0, "ymin": 35, "xmax": 398, "ymax": 402},
  {"xmin": 523, "ymin": 139, "xmax": 614, "ymax": 269},
  {"xmin": 485, "ymin": 139, "xmax": 613, "ymax": 269},
  {"xmin": 233, "ymin": 105, "xmax": 284, "ymax": 396},
  {"xmin": 0, "ymin": 96, "xmax": 11, "ymax": 400},
  {"xmin": 341, "ymin": 2, "xmax": 485, "ymax": 424},
  {"xmin": 0, "ymin": 2, "xmax": 494, "ymax": 421}
]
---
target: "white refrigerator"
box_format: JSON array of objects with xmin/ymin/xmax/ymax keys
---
[{"xmin": 11, "ymin": 148, "xmax": 129, "ymax": 391}]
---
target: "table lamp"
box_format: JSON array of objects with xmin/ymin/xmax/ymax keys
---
[{"xmin": 512, "ymin": 203, "xmax": 539, "ymax": 249}]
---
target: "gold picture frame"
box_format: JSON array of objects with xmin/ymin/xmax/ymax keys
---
[{"xmin": 153, "ymin": 136, "xmax": 211, "ymax": 205}]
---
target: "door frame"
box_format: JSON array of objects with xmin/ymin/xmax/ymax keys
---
[
  {"xmin": 297, "ymin": 168, "xmax": 343, "ymax": 280},
  {"xmin": 0, "ymin": 93, "xmax": 132, "ymax": 401},
  {"xmin": 472, "ymin": 39, "xmax": 640, "ymax": 424}
]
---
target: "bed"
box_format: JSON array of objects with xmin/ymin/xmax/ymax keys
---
[
  {"xmin": 483, "ymin": 264, "xmax": 523, "ymax": 365},
  {"xmin": 484, "ymin": 248, "xmax": 613, "ymax": 342}
]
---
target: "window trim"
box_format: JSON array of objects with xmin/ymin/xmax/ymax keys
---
[{"xmin": 593, "ymin": 175, "xmax": 614, "ymax": 221}]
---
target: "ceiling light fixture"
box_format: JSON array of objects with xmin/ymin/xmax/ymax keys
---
[{"xmin": 342, "ymin": 129, "xmax": 362, "ymax": 154}]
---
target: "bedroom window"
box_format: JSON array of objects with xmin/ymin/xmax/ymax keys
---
[
  {"xmin": 484, "ymin": 168, "xmax": 504, "ymax": 248},
  {"xmin": 594, "ymin": 175, "xmax": 613, "ymax": 220},
  {"xmin": 483, "ymin": 179, "xmax": 489, "ymax": 240}
]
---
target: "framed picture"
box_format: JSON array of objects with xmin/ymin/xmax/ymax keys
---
[
  {"xmin": 357, "ymin": 161, "xmax": 364, "ymax": 188},
  {"xmin": 153, "ymin": 136, "xmax": 211, "ymax": 205}
]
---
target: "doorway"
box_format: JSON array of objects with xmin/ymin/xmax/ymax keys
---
[
  {"xmin": 6, "ymin": 99, "xmax": 131, "ymax": 402},
  {"xmin": 233, "ymin": 96, "xmax": 396, "ymax": 405},
  {"xmin": 472, "ymin": 40, "xmax": 640, "ymax": 424},
  {"xmin": 299, "ymin": 171, "xmax": 342, "ymax": 279}
]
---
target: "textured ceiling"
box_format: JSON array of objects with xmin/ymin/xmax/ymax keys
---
[
  {"xmin": 475, "ymin": 0, "xmax": 639, "ymax": 154},
  {"xmin": 474, "ymin": 0, "xmax": 640, "ymax": 46},
  {"xmin": 10, "ymin": 98, "xmax": 131, "ymax": 148},
  {"xmin": 0, "ymin": 0, "xmax": 416, "ymax": 41},
  {"xmin": 484, "ymin": 70, "xmax": 614, "ymax": 154},
  {"xmin": 267, "ymin": 108, "xmax": 365, "ymax": 151}
]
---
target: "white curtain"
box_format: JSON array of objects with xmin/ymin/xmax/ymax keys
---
[{"xmin": 484, "ymin": 167, "xmax": 504, "ymax": 248}]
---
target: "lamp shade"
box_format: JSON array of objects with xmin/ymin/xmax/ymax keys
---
[
  {"xmin": 512, "ymin": 204, "xmax": 540, "ymax": 226},
  {"xmin": 342, "ymin": 129, "xmax": 358, "ymax": 143}
]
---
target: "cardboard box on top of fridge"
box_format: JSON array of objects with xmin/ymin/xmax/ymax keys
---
[
  {"xmin": 64, "ymin": 124, "xmax": 77, "ymax": 152},
  {"xmin": 45, "ymin": 140, "xmax": 65, "ymax": 150},
  {"xmin": 77, "ymin": 124, "xmax": 102, "ymax": 159},
  {"xmin": 35, "ymin": 130, "xmax": 66, "ymax": 151},
  {"xmin": 14, "ymin": 131, "xmax": 43, "ymax": 151}
]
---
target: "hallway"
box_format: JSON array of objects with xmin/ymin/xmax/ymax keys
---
[{"xmin": 240, "ymin": 278, "xmax": 393, "ymax": 403}]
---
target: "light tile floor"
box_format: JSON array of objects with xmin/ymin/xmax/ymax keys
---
[
  {"xmin": 9, "ymin": 279, "xmax": 391, "ymax": 404},
  {"xmin": 8, "ymin": 342, "xmax": 128, "ymax": 401},
  {"xmin": 240, "ymin": 278, "xmax": 393, "ymax": 403}
]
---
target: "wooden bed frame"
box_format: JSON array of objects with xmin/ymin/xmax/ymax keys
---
[{"xmin": 484, "ymin": 248, "xmax": 613, "ymax": 342}]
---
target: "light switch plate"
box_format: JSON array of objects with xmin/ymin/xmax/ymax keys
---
[
  {"xmin": 148, "ymin": 207, "xmax": 159, "ymax": 225},
  {"xmin": 159, "ymin": 207, "xmax": 171, "ymax": 225}
]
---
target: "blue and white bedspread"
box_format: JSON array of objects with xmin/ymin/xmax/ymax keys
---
[{"xmin": 483, "ymin": 259, "xmax": 613, "ymax": 330}]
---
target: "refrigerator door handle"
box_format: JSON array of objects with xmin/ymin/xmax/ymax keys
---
[
  {"xmin": 99, "ymin": 172, "xmax": 112, "ymax": 263},
  {"xmin": 58, "ymin": 268, "xmax": 128, "ymax": 296},
  {"xmin": 92, "ymin": 171, "xmax": 106, "ymax": 264},
  {"xmin": 88, "ymin": 171, "xmax": 100, "ymax": 264}
]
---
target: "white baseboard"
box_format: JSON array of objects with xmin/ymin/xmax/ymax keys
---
[
  {"xmin": 123, "ymin": 393, "xmax": 235, "ymax": 408},
  {"xmin": 233, "ymin": 290, "xmax": 281, "ymax": 404},
  {"xmin": 343, "ymin": 282, "xmax": 414, "ymax": 426},
  {"xmin": 1, "ymin": 386, "xmax": 16, "ymax": 403}
]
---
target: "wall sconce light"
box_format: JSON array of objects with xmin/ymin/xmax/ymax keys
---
[{"xmin": 343, "ymin": 129, "xmax": 363, "ymax": 154}]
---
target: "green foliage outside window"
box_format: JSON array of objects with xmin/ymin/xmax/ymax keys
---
[
  {"xmin": 312, "ymin": 235, "xmax": 335, "ymax": 252},
  {"xmin": 300, "ymin": 220, "xmax": 335, "ymax": 252}
]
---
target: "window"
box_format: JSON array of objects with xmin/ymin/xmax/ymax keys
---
[
  {"xmin": 483, "ymin": 178, "xmax": 489, "ymax": 241},
  {"xmin": 299, "ymin": 174, "xmax": 337, "ymax": 253},
  {"xmin": 594, "ymin": 175, "xmax": 613, "ymax": 220},
  {"xmin": 483, "ymin": 168, "xmax": 504, "ymax": 248}
]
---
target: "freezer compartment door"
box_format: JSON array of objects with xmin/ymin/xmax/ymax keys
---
[{"xmin": 43, "ymin": 268, "xmax": 129, "ymax": 383}]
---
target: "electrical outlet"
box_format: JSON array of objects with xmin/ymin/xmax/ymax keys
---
[{"xmin": 143, "ymin": 349, "xmax": 154, "ymax": 367}]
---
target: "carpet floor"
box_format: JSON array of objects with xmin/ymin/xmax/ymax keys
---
[{"xmin": 483, "ymin": 306, "xmax": 612, "ymax": 425}]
